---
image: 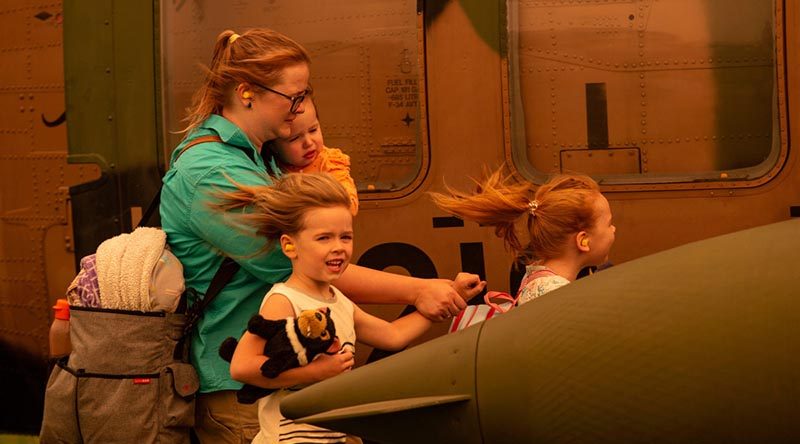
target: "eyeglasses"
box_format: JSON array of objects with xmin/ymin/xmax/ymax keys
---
[{"xmin": 252, "ymin": 82, "xmax": 309, "ymax": 113}]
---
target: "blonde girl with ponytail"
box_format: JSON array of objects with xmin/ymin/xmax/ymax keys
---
[{"xmin": 431, "ymin": 169, "xmax": 615, "ymax": 304}]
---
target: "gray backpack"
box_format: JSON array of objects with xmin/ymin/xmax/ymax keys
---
[
  {"xmin": 39, "ymin": 255, "xmax": 238, "ymax": 443},
  {"xmin": 39, "ymin": 135, "xmax": 238, "ymax": 443},
  {"xmin": 40, "ymin": 306, "xmax": 197, "ymax": 443}
]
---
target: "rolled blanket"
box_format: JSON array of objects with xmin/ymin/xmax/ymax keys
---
[{"xmin": 96, "ymin": 227, "xmax": 167, "ymax": 311}]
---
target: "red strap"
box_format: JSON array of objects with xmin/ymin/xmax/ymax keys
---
[
  {"xmin": 483, "ymin": 291, "xmax": 518, "ymax": 314},
  {"xmin": 451, "ymin": 288, "xmax": 532, "ymax": 332}
]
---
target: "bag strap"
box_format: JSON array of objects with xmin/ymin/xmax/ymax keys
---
[
  {"xmin": 175, "ymin": 135, "xmax": 225, "ymax": 160},
  {"xmin": 137, "ymin": 135, "xmax": 223, "ymax": 228},
  {"xmin": 182, "ymin": 256, "xmax": 240, "ymax": 337},
  {"xmin": 137, "ymin": 191, "xmax": 162, "ymax": 229},
  {"xmin": 173, "ymin": 256, "xmax": 241, "ymax": 360}
]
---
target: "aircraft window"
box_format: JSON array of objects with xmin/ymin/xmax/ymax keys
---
[
  {"xmin": 160, "ymin": 1, "xmax": 424, "ymax": 195},
  {"xmin": 506, "ymin": 0, "xmax": 783, "ymax": 188}
]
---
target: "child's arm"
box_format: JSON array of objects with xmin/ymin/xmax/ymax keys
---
[
  {"xmin": 229, "ymin": 294, "xmax": 354, "ymax": 389},
  {"xmin": 353, "ymin": 304, "xmax": 432, "ymax": 351}
]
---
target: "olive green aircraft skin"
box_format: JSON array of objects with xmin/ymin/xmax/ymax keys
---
[{"xmin": 281, "ymin": 219, "xmax": 800, "ymax": 443}]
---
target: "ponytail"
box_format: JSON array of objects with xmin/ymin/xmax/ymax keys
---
[
  {"xmin": 431, "ymin": 169, "xmax": 601, "ymax": 262},
  {"xmin": 430, "ymin": 169, "xmax": 532, "ymax": 254}
]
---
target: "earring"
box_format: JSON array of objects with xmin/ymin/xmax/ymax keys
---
[
  {"xmin": 581, "ymin": 238, "xmax": 589, "ymax": 247},
  {"xmin": 284, "ymin": 244, "xmax": 295, "ymax": 252}
]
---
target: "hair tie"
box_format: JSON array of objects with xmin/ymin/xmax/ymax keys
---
[
  {"xmin": 528, "ymin": 200, "xmax": 539, "ymax": 216},
  {"xmin": 229, "ymin": 33, "xmax": 240, "ymax": 44}
]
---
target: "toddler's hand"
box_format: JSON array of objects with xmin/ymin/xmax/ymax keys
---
[{"xmin": 311, "ymin": 349, "xmax": 354, "ymax": 381}]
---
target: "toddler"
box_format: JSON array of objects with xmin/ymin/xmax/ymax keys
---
[{"xmin": 267, "ymin": 97, "xmax": 359, "ymax": 215}]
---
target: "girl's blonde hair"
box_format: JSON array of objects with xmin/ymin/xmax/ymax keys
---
[
  {"xmin": 182, "ymin": 29, "xmax": 311, "ymax": 133},
  {"xmin": 430, "ymin": 169, "xmax": 600, "ymax": 262},
  {"xmin": 212, "ymin": 173, "xmax": 351, "ymax": 253}
]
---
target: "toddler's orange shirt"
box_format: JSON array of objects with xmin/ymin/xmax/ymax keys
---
[{"xmin": 280, "ymin": 146, "xmax": 359, "ymax": 215}]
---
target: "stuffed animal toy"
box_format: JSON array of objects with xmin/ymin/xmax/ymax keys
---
[{"xmin": 219, "ymin": 307, "xmax": 337, "ymax": 404}]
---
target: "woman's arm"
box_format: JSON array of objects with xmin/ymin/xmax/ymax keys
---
[
  {"xmin": 334, "ymin": 264, "xmax": 486, "ymax": 321},
  {"xmin": 229, "ymin": 294, "xmax": 354, "ymax": 389},
  {"xmin": 352, "ymin": 304, "xmax": 431, "ymax": 351}
]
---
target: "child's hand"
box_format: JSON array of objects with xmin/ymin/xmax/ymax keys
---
[
  {"xmin": 310, "ymin": 349, "xmax": 354, "ymax": 381},
  {"xmin": 452, "ymin": 272, "xmax": 487, "ymax": 300}
]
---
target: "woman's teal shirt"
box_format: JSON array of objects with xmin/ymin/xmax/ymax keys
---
[{"xmin": 160, "ymin": 114, "xmax": 291, "ymax": 393}]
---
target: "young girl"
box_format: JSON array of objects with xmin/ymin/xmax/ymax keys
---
[
  {"xmin": 266, "ymin": 97, "xmax": 359, "ymax": 215},
  {"xmin": 222, "ymin": 173, "xmax": 431, "ymax": 443},
  {"xmin": 431, "ymin": 169, "xmax": 615, "ymax": 304}
]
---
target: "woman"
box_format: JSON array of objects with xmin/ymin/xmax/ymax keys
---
[{"xmin": 160, "ymin": 29, "xmax": 485, "ymax": 443}]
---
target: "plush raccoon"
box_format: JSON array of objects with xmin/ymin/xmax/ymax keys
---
[{"xmin": 219, "ymin": 307, "xmax": 337, "ymax": 404}]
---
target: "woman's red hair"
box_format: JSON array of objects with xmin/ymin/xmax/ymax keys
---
[{"xmin": 182, "ymin": 29, "xmax": 311, "ymax": 134}]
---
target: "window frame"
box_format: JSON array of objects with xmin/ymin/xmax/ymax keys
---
[{"xmin": 502, "ymin": 0, "xmax": 790, "ymax": 192}]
